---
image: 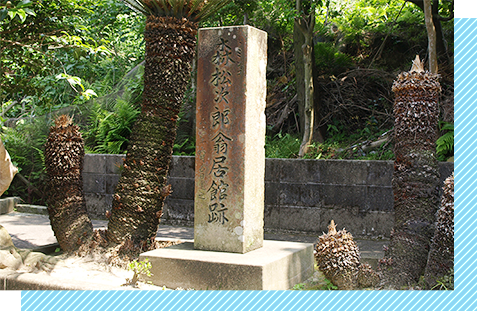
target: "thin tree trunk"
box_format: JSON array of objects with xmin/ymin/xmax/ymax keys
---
[
  {"xmin": 424, "ymin": 0, "xmax": 438, "ymax": 73},
  {"xmin": 299, "ymin": 34, "xmax": 315, "ymax": 157},
  {"xmin": 107, "ymin": 16, "xmax": 197, "ymax": 245},
  {"xmin": 295, "ymin": 0, "xmax": 316, "ymax": 157},
  {"xmin": 294, "ymin": 20, "xmax": 305, "ymax": 134},
  {"xmin": 405, "ymin": 0, "xmax": 449, "ymax": 60},
  {"xmin": 243, "ymin": 12, "xmax": 249, "ymax": 25}
]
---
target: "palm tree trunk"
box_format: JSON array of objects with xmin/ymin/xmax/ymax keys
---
[
  {"xmin": 107, "ymin": 16, "xmax": 197, "ymax": 245},
  {"xmin": 424, "ymin": 172, "xmax": 454, "ymax": 288},
  {"xmin": 45, "ymin": 115, "xmax": 93, "ymax": 252},
  {"xmin": 380, "ymin": 57, "xmax": 441, "ymax": 287}
]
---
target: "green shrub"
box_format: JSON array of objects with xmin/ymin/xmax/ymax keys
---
[
  {"xmin": 173, "ymin": 105, "xmax": 196, "ymax": 156},
  {"xmin": 431, "ymin": 268, "xmax": 454, "ymax": 290},
  {"xmin": 436, "ymin": 122, "xmax": 454, "ymax": 161},
  {"xmin": 265, "ymin": 132, "xmax": 301, "ymax": 158},
  {"xmin": 1, "ymin": 117, "xmax": 50, "ymax": 204},
  {"xmin": 85, "ymin": 97, "xmax": 140, "ymax": 154},
  {"xmin": 125, "ymin": 258, "xmax": 153, "ymax": 287},
  {"xmin": 314, "ymin": 42, "xmax": 354, "ymax": 75}
]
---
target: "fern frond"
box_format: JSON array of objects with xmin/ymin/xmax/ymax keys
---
[
  {"xmin": 440, "ymin": 122, "xmax": 454, "ymax": 131},
  {"xmin": 120, "ymin": 0, "xmax": 230, "ymax": 22},
  {"xmin": 436, "ymin": 131, "xmax": 454, "ymax": 155}
]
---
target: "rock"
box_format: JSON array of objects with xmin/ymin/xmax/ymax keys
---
[
  {"xmin": 0, "ymin": 225, "xmax": 15, "ymax": 249},
  {"xmin": 0, "ymin": 248, "xmax": 22, "ymax": 270},
  {"xmin": 0, "ymin": 138, "xmax": 18, "ymax": 196},
  {"xmin": 0, "ymin": 225, "xmax": 21, "ymax": 269},
  {"xmin": 0, "ymin": 224, "xmax": 59, "ymax": 271}
]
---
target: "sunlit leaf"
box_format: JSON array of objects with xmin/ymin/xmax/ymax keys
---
[
  {"xmin": 7, "ymin": 10, "xmax": 16, "ymax": 21},
  {"xmin": 23, "ymin": 8, "xmax": 35, "ymax": 16},
  {"xmin": 82, "ymin": 89, "xmax": 98, "ymax": 100},
  {"xmin": 19, "ymin": 0, "xmax": 33, "ymax": 8},
  {"xmin": 56, "ymin": 73, "xmax": 85, "ymax": 91},
  {"xmin": 16, "ymin": 9, "xmax": 27, "ymax": 23}
]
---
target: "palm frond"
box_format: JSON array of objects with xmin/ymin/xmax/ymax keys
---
[
  {"xmin": 120, "ymin": 0, "xmax": 231, "ymax": 22},
  {"xmin": 148, "ymin": 0, "xmax": 166, "ymax": 16},
  {"xmin": 171, "ymin": 0, "xmax": 186, "ymax": 16},
  {"xmin": 120, "ymin": 0, "xmax": 150, "ymax": 15},
  {"xmin": 188, "ymin": 0, "xmax": 205, "ymax": 16}
]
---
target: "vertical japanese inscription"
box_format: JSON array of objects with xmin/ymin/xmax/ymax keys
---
[
  {"xmin": 206, "ymin": 36, "xmax": 241, "ymax": 225},
  {"xmin": 195, "ymin": 26, "xmax": 267, "ymax": 254}
]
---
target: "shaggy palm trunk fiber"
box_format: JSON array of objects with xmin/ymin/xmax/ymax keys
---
[
  {"xmin": 45, "ymin": 115, "xmax": 93, "ymax": 252},
  {"xmin": 315, "ymin": 220, "xmax": 361, "ymax": 290},
  {"xmin": 380, "ymin": 57, "xmax": 441, "ymax": 287},
  {"xmin": 425, "ymin": 172, "xmax": 454, "ymax": 288},
  {"xmin": 107, "ymin": 16, "xmax": 197, "ymax": 245},
  {"xmin": 315, "ymin": 220, "xmax": 380, "ymax": 289}
]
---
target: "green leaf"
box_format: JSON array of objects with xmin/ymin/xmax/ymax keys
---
[
  {"xmin": 23, "ymin": 8, "xmax": 35, "ymax": 16},
  {"xmin": 16, "ymin": 9, "xmax": 27, "ymax": 23},
  {"xmin": 119, "ymin": 0, "xmax": 231, "ymax": 21},
  {"xmin": 120, "ymin": 0, "xmax": 149, "ymax": 15},
  {"xmin": 7, "ymin": 10, "xmax": 17, "ymax": 21},
  {"xmin": 436, "ymin": 131, "xmax": 454, "ymax": 155},
  {"xmin": 18, "ymin": 0, "xmax": 33, "ymax": 8},
  {"xmin": 56, "ymin": 73, "xmax": 85, "ymax": 92},
  {"xmin": 0, "ymin": 9, "xmax": 7, "ymax": 21},
  {"xmin": 68, "ymin": 76, "xmax": 82, "ymax": 86},
  {"xmin": 440, "ymin": 123, "xmax": 454, "ymax": 131},
  {"xmin": 82, "ymin": 89, "xmax": 98, "ymax": 100}
]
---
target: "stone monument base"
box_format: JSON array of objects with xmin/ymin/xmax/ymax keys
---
[{"xmin": 139, "ymin": 240, "xmax": 314, "ymax": 290}]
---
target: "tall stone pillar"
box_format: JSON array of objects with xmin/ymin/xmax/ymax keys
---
[{"xmin": 194, "ymin": 26, "xmax": 267, "ymax": 254}]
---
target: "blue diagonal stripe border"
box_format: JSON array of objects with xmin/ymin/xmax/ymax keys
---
[
  {"xmin": 21, "ymin": 18, "xmax": 469, "ymax": 311},
  {"xmin": 20, "ymin": 290, "xmax": 464, "ymax": 311}
]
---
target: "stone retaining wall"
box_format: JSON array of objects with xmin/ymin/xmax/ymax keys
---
[{"xmin": 83, "ymin": 154, "xmax": 454, "ymax": 238}]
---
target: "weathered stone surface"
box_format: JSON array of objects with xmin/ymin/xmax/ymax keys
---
[
  {"xmin": 0, "ymin": 197, "xmax": 19, "ymax": 215},
  {"xmin": 194, "ymin": 26, "xmax": 267, "ymax": 253},
  {"xmin": 140, "ymin": 240, "xmax": 314, "ymax": 290},
  {"xmin": 0, "ymin": 249, "xmax": 22, "ymax": 270},
  {"xmin": 83, "ymin": 154, "xmax": 106, "ymax": 174},
  {"xmin": 0, "ymin": 225, "xmax": 15, "ymax": 249},
  {"xmin": 0, "ymin": 138, "xmax": 18, "ymax": 196}
]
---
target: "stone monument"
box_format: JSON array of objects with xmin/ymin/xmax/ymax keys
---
[
  {"xmin": 140, "ymin": 26, "xmax": 313, "ymax": 290},
  {"xmin": 194, "ymin": 26, "xmax": 266, "ymax": 253}
]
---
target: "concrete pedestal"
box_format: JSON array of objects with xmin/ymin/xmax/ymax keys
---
[{"xmin": 139, "ymin": 240, "xmax": 314, "ymax": 290}]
